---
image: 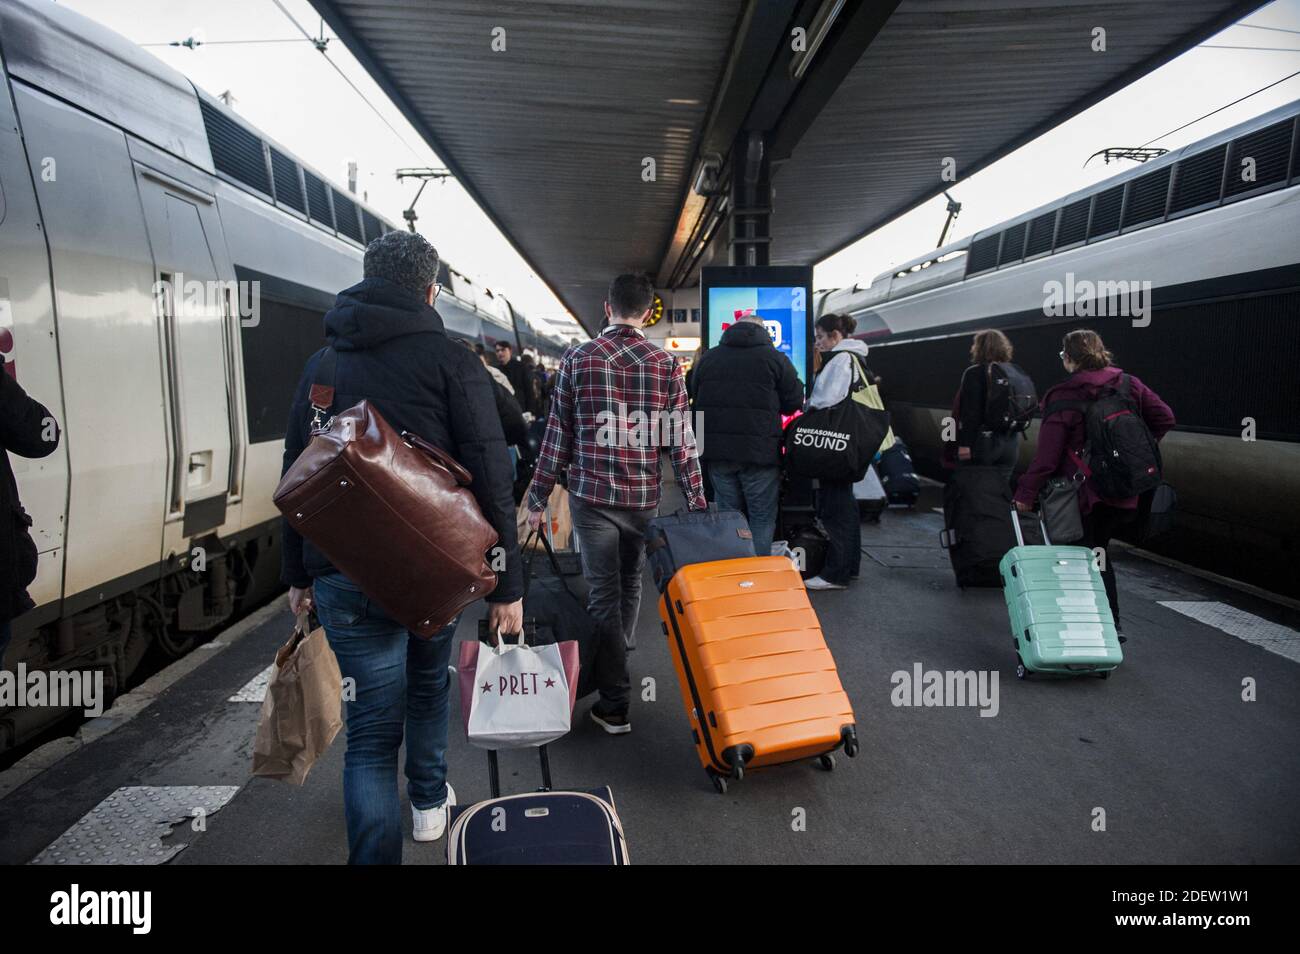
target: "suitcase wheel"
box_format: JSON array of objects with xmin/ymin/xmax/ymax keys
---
[
  {"xmin": 818, "ymin": 754, "xmax": 836, "ymax": 772},
  {"xmin": 707, "ymin": 770, "xmax": 728, "ymax": 795},
  {"xmin": 1097, "ymin": 670, "xmax": 1110, "ymax": 680},
  {"xmin": 722, "ymin": 744, "xmax": 753, "ymax": 781},
  {"xmin": 841, "ymin": 726, "xmax": 859, "ymax": 758},
  {"xmin": 1015, "ymin": 655, "xmax": 1029, "ymax": 680}
]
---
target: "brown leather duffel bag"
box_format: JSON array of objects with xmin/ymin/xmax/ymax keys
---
[{"xmin": 273, "ymin": 349, "xmax": 498, "ymax": 636}]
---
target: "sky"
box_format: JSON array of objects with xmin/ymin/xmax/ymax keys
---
[{"xmin": 58, "ymin": 0, "xmax": 1300, "ymax": 320}]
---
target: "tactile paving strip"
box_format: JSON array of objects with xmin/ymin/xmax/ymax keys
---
[
  {"xmin": 1158, "ymin": 601, "xmax": 1300, "ymax": 664},
  {"xmin": 228, "ymin": 664, "xmax": 275, "ymax": 702},
  {"xmin": 29, "ymin": 785, "xmax": 240, "ymax": 865}
]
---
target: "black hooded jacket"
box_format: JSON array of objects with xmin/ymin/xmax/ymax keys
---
[
  {"xmin": 280, "ymin": 278, "xmax": 523, "ymax": 603},
  {"xmin": 689, "ymin": 320, "xmax": 804, "ymax": 465},
  {"xmin": 1, "ymin": 371, "xmax": 59, "ymax": 622}
]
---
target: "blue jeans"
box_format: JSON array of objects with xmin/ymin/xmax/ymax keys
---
[
  {"xmin": 708, "ymin": 461, "xmax": 780, "ymax": 557},
  {"xmin": 312, "ymin": 572, "xmax": 458, "ymax": 865},
  {"xmin": 816, "ymin": 479, "xmax": 861, "ymax": 586}
]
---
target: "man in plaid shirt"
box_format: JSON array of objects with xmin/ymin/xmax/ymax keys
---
[{"xmin": 527, "ymin": 274, "xmax": 705, "ymax": 735}]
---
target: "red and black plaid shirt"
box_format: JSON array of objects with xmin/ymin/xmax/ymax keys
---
[{"xmin": 527, "ymin": 324, "xmax": 705, "ymax": 512}]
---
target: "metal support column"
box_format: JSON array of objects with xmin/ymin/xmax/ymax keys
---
[{"xmin": 728, "ymin": 130, "xmax": 772, "ymax": 266}]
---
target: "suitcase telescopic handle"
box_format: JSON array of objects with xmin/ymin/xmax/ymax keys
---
[{"xmin": 1009, "ymin": 508, "xmax": 1051, "ymax": 547}]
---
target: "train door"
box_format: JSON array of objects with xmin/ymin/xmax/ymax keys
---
[
  {"xmin": 135, "ymin": 169, "xmax": 233, "ymax": 549},
  {"xmin": 0, "ymin": 58, "xmax": 71, "ymax": 623}
]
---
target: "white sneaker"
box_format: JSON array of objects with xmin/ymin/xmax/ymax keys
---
[
  {"xmin": 412, "ymin": 783, "xmax": 456, "ymax": 842},
  {"xmin": 803, "ymin": 576, "xmax": 846, "ymax": 591}
]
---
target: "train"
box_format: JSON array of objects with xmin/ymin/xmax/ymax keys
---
[
  {"xmin": 0, "ymin": 0, "xmax": 572, "ymax": 753},
  {"xmin": 816, "ymin": 98, "xmax": 1300, "ymax": 597}
]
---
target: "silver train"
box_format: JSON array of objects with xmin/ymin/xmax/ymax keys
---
[
  {"xmin": 0, "ymin": 0, "xmax": 569, "ymax": 752},
  {"xmin": 817, "ymin": 98, "xmax": 1300, "ymax": 596}
]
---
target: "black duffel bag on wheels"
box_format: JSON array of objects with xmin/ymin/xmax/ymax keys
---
[{"xmin": 939, "ymin": 466, "xmax": 1017, "ymax": 588}]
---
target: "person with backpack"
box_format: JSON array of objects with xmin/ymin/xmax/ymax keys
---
[
  {"xmin": 1014, "ymin": 329, "xmax": 1175, "ymax": 629},
  {"xmin": 946, "ymin": 329, "xmax": 1035, "ymax": 472}
]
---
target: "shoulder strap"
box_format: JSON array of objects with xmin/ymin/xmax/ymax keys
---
[
  {"xmin": 308, "ymin": 347, "xmax": 337, "ymax": 430},
  {"xmin": 309, "ymin": 347, "xmax": 337, "ymax": 412},
  {"xmin": 1042, "ymin": 397, "xmax": 1088, "ymax": 420}
]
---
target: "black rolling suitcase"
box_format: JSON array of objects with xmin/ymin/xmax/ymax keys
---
[
  {"xmin": 447, "ymin": 747, "xmax": 630, "ymax": 865},
  {"xmin": 877, "ymin": 438, "xmax": 921, "ymax": 506},
  {"xmin": 939, "ymin": 466, "xmax": 1016, "ymax": 587}
]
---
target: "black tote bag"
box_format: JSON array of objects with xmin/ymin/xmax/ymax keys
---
[{"xmin": 783, "ymin": 356, "xmax": 890, "ymax": 482}]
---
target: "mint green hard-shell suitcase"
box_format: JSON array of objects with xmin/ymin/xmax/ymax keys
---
[{"xmin": 999, "ymin": 510, "xmax": 1122, "ymax": 680}]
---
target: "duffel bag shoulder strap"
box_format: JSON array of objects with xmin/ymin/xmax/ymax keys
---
[{"xmin": 309, "ymin": 347, "xmax": 338, "ymax": 429}]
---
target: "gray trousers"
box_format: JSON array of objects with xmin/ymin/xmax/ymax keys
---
[{"xmin": 570, "ymin": 496, "xmax": 653, "ymax": 716}]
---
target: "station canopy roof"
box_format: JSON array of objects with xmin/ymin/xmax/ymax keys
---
[{"xmin": 312, "ymin": 0, "xmax": 1266, "ymax": 332}]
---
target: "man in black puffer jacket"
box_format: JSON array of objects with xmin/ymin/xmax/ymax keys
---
[
  {"xmin": 689, "ymin": 314, "xmax": 803, "ymax": 556},
  {"xmin": 281, "ymin": 230, "xmax": 521, "ymax": 863}
]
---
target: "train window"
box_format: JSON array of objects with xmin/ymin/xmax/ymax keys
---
[
  {"xmin": 234, "ymin": 267, "xmax": 335, "ymax": 443},
  {"xmin": 1087, "ymin": 184, "xmax": 1124, "ymax": 240},
  {"xmin": 1169, "ymin": 145, "xmax": 1227, "ymax": 214},
  {"xmin": 1121, "ymin": 166, "xmax": 1172, "ymax": 230},
  {"xmin": 304, "ymin": 170, "xmax": 334, "ymax": 230},
  {"xmin": 998, "ymin": 221, "xmax": 1027, "ymax": 267},
  {"xmin": 332, "ymin": 190, "xmax": 364, "ymax": 243},
  {"xmin": 1055, "ymin": 197, "xmax": 1090, "ymax": 248},
  {"xmin": 1024, "ymin": 211, "xmax": 1057, "ymax": 257},
  {"xmin": 361, "ymin": 210, "xmax": 383, "ymax": 244},
  {"xmin": 1224, "ymin": 118, "xmax": 1295, "ymax": 199},
  {"xmin": 965, "ymin": 234, "xmax": 1001, "ymax": 276},
  {"xmin": 269, "ymin": 147, "xmax": 306, "ymax": 214},
  {"xmin": 200, "ymin": 99, "xmax": 272, "ymax": 196}
]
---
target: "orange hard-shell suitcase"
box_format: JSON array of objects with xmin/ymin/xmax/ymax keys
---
[{"xmin": 658, "ymin": 556, "xmax": 858, "ymax": 793}]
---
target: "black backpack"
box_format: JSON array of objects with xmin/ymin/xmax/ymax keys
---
[
  {"xmin": 1045, "ymin": 374, "xmax": 1162, "ymax": 499},
  {"xmin": 984, "ymin": 362, "xmax": 1037, "ymax": 433}
]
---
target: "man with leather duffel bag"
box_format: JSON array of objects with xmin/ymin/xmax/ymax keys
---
[{"xmin": 280, "ymin": 231, "xmax": 522, "ymax": 864}]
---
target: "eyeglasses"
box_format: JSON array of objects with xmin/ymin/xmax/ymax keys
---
[
  {"xmin": 432, "ymin": 282, "xmax": 442, "ymax": 297},
  {"xmin": 1059, "ymin": 350, "xmax": 1067, "ymax": 360}
]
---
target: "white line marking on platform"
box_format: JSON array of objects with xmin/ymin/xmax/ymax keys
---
[
  {"xmin": 1157, "ymin": 601, "xmax": 1300, "ymax": 664},
  {"xmin": 228, "ymin": 664, "xmax": 275, "ymax": 702},
  {"xmin": 29, "ymin": 785, "xmax": 240, "ymax": 865}
]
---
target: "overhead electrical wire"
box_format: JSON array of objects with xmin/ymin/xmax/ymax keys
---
[
  {"xmin": 268, "ymin": 0, "xmax": 425, "ymax": 161},
  {"xmin": 1139, "ymin": 67, "xmax": 1300, "ymax": 148}
]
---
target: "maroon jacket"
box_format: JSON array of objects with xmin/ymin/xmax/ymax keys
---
[{"xmin": 1014, "ymin": 366, "xmax": 1175, "ymax": 514}]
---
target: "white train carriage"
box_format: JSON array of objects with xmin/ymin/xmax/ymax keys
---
[
  {"xmin": 0, "ymin": 0, "xmax": 561, "ymax": 751},
  {"xmin": 817, "ymin": 99, "xmax": 1300, "ymax": 595}
]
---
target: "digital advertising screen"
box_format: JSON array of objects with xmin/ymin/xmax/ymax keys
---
[{"xmin": 700, "ymin": 265, "xmax": 814, "ymax": 384}]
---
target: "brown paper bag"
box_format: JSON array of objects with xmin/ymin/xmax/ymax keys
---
[
  {"xmin": 252, "ymin": 612, "xmax": 344, "ymax": 785},
  {"xmin": 516, "ymin": 482, "xmax": 573, "ymax": 551}
]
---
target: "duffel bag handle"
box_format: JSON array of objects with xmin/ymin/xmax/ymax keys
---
[{"xmin": 401, "ymin": 431, "xmax": 473, "ymax": 487}]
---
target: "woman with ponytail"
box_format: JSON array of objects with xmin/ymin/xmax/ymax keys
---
[{"xmin": 1014, "ymin": 329, "xmax": 1175, "ymax": 629}]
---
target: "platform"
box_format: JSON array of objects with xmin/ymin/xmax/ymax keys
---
[{"xmin": 1, "ymin": 485, "xmax": 1297, "ymax": 865}]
